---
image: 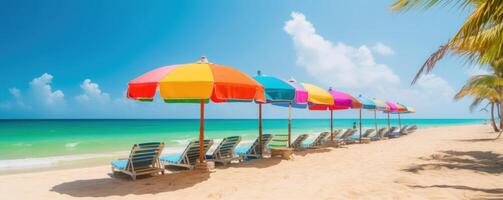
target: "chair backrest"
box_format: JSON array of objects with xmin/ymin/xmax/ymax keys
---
[
  {"xmin": 408, "ymin": 125, "xmax": 418, "ymax": 131},
  {"xmin": 128, "ymin": 142, "xmax": 164, "ymax": 170},
  {"xmin": 362, "ymin": 129, "xmax": 375, "ymax": 137},
  {"xmin": 291, "ymin": 134, "xmax": 309, "ymax": 148},
  {"xmin": 377, "ymin": 128, "xmax": 387, "ymax": 138},
  {"xmin": 270, "ymin": 134, "xmax": 289, "ymax": 148},
  {"xmin": 181, "ymin": 140, "xmax": 213, "ymax": 165},
  {"xmin": 212, "ymin": 136, "xmax": 241, "ymax": 158},
  {"xmin": 331, "ymin": 129, "xmax": 341, "ymax": 139},
  {"xmin": 338, "ymin": 129, "xmax": 351, "ymax": 139},
  {"xmin": 399, "ymin": 125, "xmax": 409, "ymax": 133},
  {"xmin": 384, "ymin": 127, "xmax": 398, "ymax": 137},
  {"xmin": 312, "ymin": 132, "xmax": 329, "ymax": 146},
  {"xmin": 248, "ymin": 134, "xmax": 273, "ymax": 155}
]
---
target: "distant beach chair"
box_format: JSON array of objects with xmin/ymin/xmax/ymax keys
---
[
  {"xmin": 407, "ymin": 125, "xmax": 418, "ymax": 133},
  {"xmin": 205, "ymin": 136, "xmax": 241, "ymax": 165},
  {"xmin": 334, "ymin": 129, "xmax": 351, "ymax": 144},
  {"xmin": 305, "ymin": 132, "xmax": 329, "ymax": 148},
  {"xmin": 384, "ymin": 127, "xmax": 399, "ymax": 138},
  {"xmin": 342, "ymin": 129, "xmax": 359, "ymax": 144},
  {"xmin": 290, "ymin": 134, "xmax": 309, "ymax": 150},
  {"xmin": 160, "ymin": 140, "xmax": 213, "ymax": 169},
  {"xmin": 324, "ymin": 129, "xmax": 341, "ymax": 142},
  {"xmin": 398, "ymin": 125, "xmax": 409, "ymax": 135},
  {"xmin": 362, "ymin": 129, "xmax": 375, "ymax": 138},
  {"xmin": 374, "ymin": 128, "xmax": 388, "ymax": 140},
  {"xmin": 111, "ymin": 142, "xmax": 165, "ymax": 180},
  {"xmin": 235, "ymin": 134, "xmax": 273, "ymax": 160}
]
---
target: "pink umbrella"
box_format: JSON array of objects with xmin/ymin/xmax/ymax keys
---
[
  {"xmin": 385, "ymin": 102, "xmax": 398, "ymax": 129},
  {"xmin": 309, "ymin": 88, "xmax": 354, "ymax": 141}
]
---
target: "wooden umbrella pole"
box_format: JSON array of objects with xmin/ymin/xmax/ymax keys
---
[
  {"xmin": 288, "ymin": 103, "xmax": 292, "ymax": 147},
  {"xmin": 359, "ymin": 108, "xmax": 362, "ymax": 142},
  {"xmin": 387, "ymin": 112, "xmax": 391, "ymax": 130},
  {"xmin": 199, "ymin": 99, "xmax": 205, "ymax": 163},
  {"xmin": 330, "ymin": 110, "xmax": 333, "ymax": 141},
  {"xmin": 374, "ymin": 109, "xmax": 378, "ymax": 132},
  {"xmin": 258, "ymin": 103, "xmax": 263, "ymax": 156},
  {"xmin": 398, "ymin": 112, "xmax": 401, "ymax": 130}
]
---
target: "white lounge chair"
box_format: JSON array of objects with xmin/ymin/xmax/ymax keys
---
[
  {"xmin": 111, "ymin": 142, "xmax": 165, "ymax": 180},
  {"xmin": 235, "ymin": 134, "xmax": 273, "ymax": 160},
  {"xmin": 291, "ymin": 134, "xmax": 309, "ymax": 150},
  {"xmin": 205, "ymin": 136, "xmax": 241, "ymax": 165},
  {"xmin": 160, "ymin": 140, "xmax": 213, "ymax": 169},
  {"xmin": 305, "ymin": 132, "xmax": 329, "ymax": 148}
]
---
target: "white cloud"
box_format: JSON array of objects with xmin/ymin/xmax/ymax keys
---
[
  {"xmin": 284, "ymin": 12, "xmax": 400, "ymax": 90},
  {"xmin": 75, "ymin": 79, "xmax": 111, "ymax": 104},
  {"xmin": 415, "ymin": 74, "xmax": 455, "ymax": 98},
  {"xmin": 372, "ymin": 42, "xmax": 395, "ymax": 56},
  {"xmin": 29, "ymin": 73, "xmax": 65, "ymax": 106}
]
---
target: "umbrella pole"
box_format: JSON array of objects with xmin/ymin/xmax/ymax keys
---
[
  {"xmin": 258, "ymin": 103, "xmax": 263, "ymax": 157},
  {"xmin": 288, "ymin": 103, "xmax": 292, "ymax": 147},
  {"xmin": 199, "ymin": 99, "xmax": 205, "ymax": 163},
  {"xmin": 387, "ymin": 112, "xmax": 390, "ymax": 130},
  {"xmin": 398, "ymin": 112, "xmax": 401, "ymax": 130},
  {"xmin": 359, "ymin": 108, "xmax": 362, "ymax": 143},
  {"xmin": 374, "ymin": 109, "xmax": 378, "ymax": 132},
  {"xmin": 330, "ymin": 110, "xmax": 333, "ymax": 141}
]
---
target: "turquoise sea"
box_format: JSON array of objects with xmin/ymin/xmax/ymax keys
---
[{"xmin": 0, "ymin": 118, "xmax": 485, "ymax": 171}]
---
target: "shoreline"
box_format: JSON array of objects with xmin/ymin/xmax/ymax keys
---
[
  {"xmin": 0, "ymin": 123, "xmax": 486, "ymax": 175},
  {"xmin": 1, "ymin": 124, "xmax": 502, "ymax": 199}
]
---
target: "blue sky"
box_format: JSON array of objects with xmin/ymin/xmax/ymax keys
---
[{"xmin": 0, "ymin": 0, "xmax": 488, "ymax": 119}]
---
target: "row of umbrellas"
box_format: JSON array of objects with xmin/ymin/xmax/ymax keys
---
[{"xmin": 127, "ymin": 57, "xmax": 415, "ymax": 163}]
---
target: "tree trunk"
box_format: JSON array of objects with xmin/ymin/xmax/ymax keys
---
[{"xmin": 490, "ymin": 102, "xmax": 499, "ymax": 132}]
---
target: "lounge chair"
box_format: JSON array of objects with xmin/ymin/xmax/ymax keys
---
[
  {"xmin": 398, "ymin": 125, "xmax": 409, "ymax": 135},
  {"xmin": 324, "ymin": 129, "xmax": 341, "ymax": 142},
  {"xmin": 160, "ymin": 140, "xmax": 213, "ymax": 169},
  {"xmin": 269, "ymin": 134, "xmax": 294, "ymax": 159},
  {"xmin": 407, "ymin": 125, "xmax": 418, "ymax": 133},
  {"xmin": 235, "ymin": 134, "xmax": 273, "ymax": 160},
  {"xmin": 373, "ymin": 128, "xmax": 388, "ymax": 140},
  {"xmin": 111, "ymin": 142, "xmax": 165, "ymax": 180},
  {"xmin": 269, "ymin": 134, "xmax": 289, "ymax": 148},
  {"xmin": 342, "ymin": 129, "xmax": 359, "ymax": 144},
  {"xmin": 384, "ymin": 127, "xmax": 399, "ymax": 138},
  {"xmin": 205, "ymin": 136, "xmax": 241, "ymax": 165},
  {"xmin": 362, "ymin": 129, "xmax": 375, "ymax": 138},
  {"xmin": 304, "ymin": 132, "xmax": 329, "ymax": 148},
  {"xmin": 290, "ymin": 134, "xmax": 309, "ymax": 150}
]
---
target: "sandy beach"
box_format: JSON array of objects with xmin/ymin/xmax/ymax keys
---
[{"xmin": 1, "ymin": 124, "xmax": 502, "ymax": 199}]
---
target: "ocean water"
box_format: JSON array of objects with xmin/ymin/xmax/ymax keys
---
[{"xmin": 0, "ymin": 118, "xmax": 485, "ymax": 171}]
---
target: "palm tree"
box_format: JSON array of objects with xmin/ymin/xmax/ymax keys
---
[
  {"xmin": 454, "ymin": 75, "xmax": 501, "ymax": 132},
  {"xmin": 390, "ymin": 0, "xmax": 503, "ymax": 83},
  {"xmin": 391, "ymin": 0, "xmax": 503, "ymax": 129}
]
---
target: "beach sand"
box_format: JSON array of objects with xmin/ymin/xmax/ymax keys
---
[{"xmin": 1, "ymin": 124, "xmax": 502, "ymax": 199}]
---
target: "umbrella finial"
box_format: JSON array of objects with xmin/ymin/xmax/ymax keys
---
[
  {"xmin": 257, "ymin": 70, "xmax": 262, "ymax": 76},
  {"xmin": 328, "ymin": 87, "xmax": 333, "ymax": 91},
  {"xmin": 200, "ymin": 56, "xmax": 209, "ymax": 63},
  {"xmin": 288, "ymin": 77, "xmax": 297, "ymax": 83}
]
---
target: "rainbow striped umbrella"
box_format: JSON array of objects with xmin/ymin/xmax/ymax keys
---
[
  {"xmin": 308, "ymin": 88, "xmax": 355, "ymax": 141},
  {"xmin": 127, "ymin": 57, "xmax": 265, "ymax": 163},
  {"xmin": 384, "ymin": 101, "xmax": 399, "ymax": 130},
  {"xmin": 253, "ymin": 72, "xmax": 308, "ymax": 149}
]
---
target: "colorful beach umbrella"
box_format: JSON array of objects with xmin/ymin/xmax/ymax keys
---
[
  {"xmin": 384, "ymin": 101, "xmax": 398, "ymax": 130},
  {"xmin": 357, "ymin": 95, "xmax": 378, "ymax": 138},
  {"xmin": 309, "ymin": 88, "xmax": 355, "ymax": 141},
  {"xmin": 127, "ymin": 56, "xmax": 266, "ymax": 163},
  {"xmin": 253, "ymin": 72, "xmax": 307, "ymax": 150},
  {"xmin": 302, "ymin": 83, "xmax": 335, "ymax": 140}
]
